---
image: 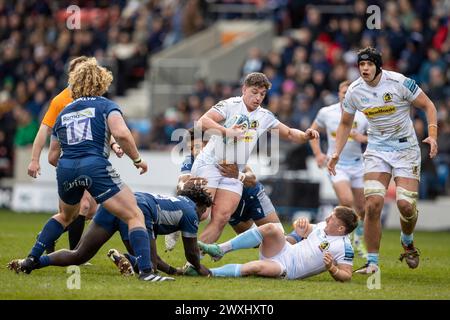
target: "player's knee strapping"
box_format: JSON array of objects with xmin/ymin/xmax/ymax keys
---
[
  {"xmin": 396, "ymin": 187, "xmax": 418, "ymax": 222},
  {"xmin": 364, "ymin": 180, "xmax": 386, "ymax": 198}
]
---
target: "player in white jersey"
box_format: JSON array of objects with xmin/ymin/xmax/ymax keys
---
[
  {"xmin": 198, "ymin": 206, "xmax": 357, "ymax": 281},
  {"xmin": 192, "ymin": 72, "xmax": 319, "ymax": 244},
  {"xmin": 308, "ymin": 80, "xmax": 368, "ymax": 257},
  {"xmin": 327, "ymin": 47, "xmax": 439, "ymax": 274}
]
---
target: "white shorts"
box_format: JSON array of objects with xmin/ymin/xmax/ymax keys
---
[
  {"xmin": 329, "ymin": 161, "xmax": 364, "ymax": 188},
  {"xmin": 191, "ymin": 161, "xmax": 243, "ymax": 195},
  {"xmin": 364, "ymin": 147, "xmax": 421, "ymax": 180},
  {"xmin": 259, "ymin": 242, "xmax": 297, "ymax": 279}
]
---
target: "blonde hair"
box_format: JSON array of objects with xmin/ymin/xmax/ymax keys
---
[
  {"xmin": 69, "ymin": 58, "xmax": 113, "ymax": 99},
  {"xmin": 68, "ymin": 56, "xmax": 89, "ymax": 73}
]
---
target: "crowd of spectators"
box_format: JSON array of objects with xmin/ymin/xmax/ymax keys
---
[{"xmin": 0, "ymin": 0, "xmax": 205, "ymax": 178}]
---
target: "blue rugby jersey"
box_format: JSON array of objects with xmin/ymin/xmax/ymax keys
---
[{"xmin": 52, "ymin": 96, "xmax": 122, "ymax": 159}]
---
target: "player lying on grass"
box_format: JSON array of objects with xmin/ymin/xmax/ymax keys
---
[
  {"xmin": 165, "ymin": 128, "xmax": 284, "ymax": 251},
  {"xmin": 8, "ymin": 179, "xmax": 212, "ymax": 279},
  {"xmin": 198, "ymin": 206, "xmax": 357, "ymax": 282}
]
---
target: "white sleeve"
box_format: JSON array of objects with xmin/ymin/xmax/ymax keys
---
[
  {"xmin": 398, "ymin": 74, "xmax": 422, "ymax": 102},
  {"xmin": 334, "ymin": 237, "xmax": 354, "ymax": 266},
  {"xmin": 210, "ymin": 99, "xmax": 231, "ymax": 120},
  {"xmin": 267, "ymin": 112, "xmax": 280, "ymax": 129},
  {"xmin": 342, "ymin": 90, "xmax": 357, "ymax": 115}
]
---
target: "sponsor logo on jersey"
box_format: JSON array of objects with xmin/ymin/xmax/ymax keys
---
[
  {"xmin": 331, "ymin": 131, "xmax": 354, "ymax": 141},
  {"xmin": 361, "ymin": 97, "xmax": 370, "ymax": 103},
  {"xmin": 383, "ymin": 92, "xmax": 393, "ymax": 103},
  {"xmin": 319, "ymin": 240, "xmax": 330, "ymax": 252},
  {"xmin": 363, "ymin": 105, "xmax": 396, "ymax": 118}
]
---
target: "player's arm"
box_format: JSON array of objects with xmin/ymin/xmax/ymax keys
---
[
  {"xmin": 292, "ymin": 217, "xmax": 314, "ymax": 238},
  {"xmin": 324, "ymin": 252, "xmax": 352, "ymax": 282},
  {"xmin": 349, "ymin": 130, "xmax": 368, "ymax": 144},
  {"xmin": 182, "ymin": 236, "xmax": 210, "ymax": 276},
  {"xmin": 272, "ymin": 122, "xmax": 319, "ymax": 144},
  {"xmin": 28, "ymin": 124, "xmax": 52, "ymax": 177},
  {"xmin": 308, "ymin": 121, "xmax": 327, "ymax": 168},
  {"xmin": 411, "ymin": 92, "xmax": 438, "ymax": 158},
  {"xmin": 327, "ymin": 111, "xmax": 355, "ymax": 175},
  {"xmin": 242, "ymin": 165, "xmax": 257, "ymax": 188},
  {"xmin": 150, "ymin": 238, "xmax": 180, "ymax": 275},
  {"xmin": 217, "ymin": 163, "xmax": 257, "ymax": 187},
  {"xmin": 107, "ymin": 112, "xmax": 147, "ymax": 174},
  {"xmin": 48, "ymin": 137, "xmax": 61, "ymax": 167},
  {"xmin": 197, "ymin": 109, "xmax": 244, "ymax": 138},
  {"xmin": 109, "ymin": 136, "xmax": 123, "ymax": 158}
]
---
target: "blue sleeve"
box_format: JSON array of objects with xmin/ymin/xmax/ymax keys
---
[
  {"xmin": 180, "ymin": 155, "xmax": 193, "ymax": 174},
  {"xmin": 287, "ymin": 230, "xmax": 303, "ymax": 243},
  {"xmin": 104, "ymin": 100, "xmax": 123, "ymax": 117},
  {"xmin": 179, "ymin": 206, "xmax": 199, "ymax": 238}
]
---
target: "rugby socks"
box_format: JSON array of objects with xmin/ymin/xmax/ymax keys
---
[
  {"xmin": 287, "ymin": 230, "xmax": 303, "ymax": 243},
  {"xmin": 355, "ymin": 220, "xmax": 364, "ymax": 238},
  {"xmin": 220, "ymin": 228, "xmax": 263, "ymax": 254},
  {"xmin": 29, "ymin": 218, "xmax": 65, "ymax": 259},
  {"xmin": 68, "ymin": 215, "xmax": 86, "ymax": 250},
  {"xmin": 367, "ymin": 253, "xmax": 379, "ymax": 266},
  {"xmin": 210, "ymin": 264, "xmax": 242, "ymax": 277},
  {"xmin": 401, "ymin": 232, "xmax": 414, "ymax": 246},
  {"xmin": 128, "ymin": 227, "xmax": 152, "ymax": 273}
]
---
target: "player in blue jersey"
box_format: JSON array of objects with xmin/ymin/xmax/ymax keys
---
[
  {"xmin": 8, "ymin": 180, "xmax": 212, "ymax": 279},
  {"xmin": 7, "ymin": 59, "xmax": 161, "ymax": 281}
]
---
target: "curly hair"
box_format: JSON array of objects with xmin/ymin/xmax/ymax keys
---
[
  {"xmin": 68, "ymin": 56, "xmax": 89, "ymax": 73},
  {"xmin": 69, "ymin": 58, "xmax": 113, "ymax": 99},
  {"xmin": 178, "ymin": 184, "xmax": 213, "ymax": 208}
]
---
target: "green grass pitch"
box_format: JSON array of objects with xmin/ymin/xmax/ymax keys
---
[{"xmin": 1, "ymin": 209, "xmax": 450, "ymax": 300}]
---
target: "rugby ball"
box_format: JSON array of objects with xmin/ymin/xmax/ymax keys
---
[{"xmin": 223, "ymin": 114, "xmax": 250, "ymax": 144}]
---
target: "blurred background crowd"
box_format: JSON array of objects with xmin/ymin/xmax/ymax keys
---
[{"xmin": 0, "ymin": 0, "xmax": 449, "ymax": 199}]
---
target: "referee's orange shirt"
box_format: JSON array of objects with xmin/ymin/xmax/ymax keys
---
[{"xmin": 41, "ymin": 87, "xmax": 73, "ymax": 128}]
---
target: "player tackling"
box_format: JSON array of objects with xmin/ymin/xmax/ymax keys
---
[{"xmin": 327, "ymin": 47, "xmax": 438, "ymax": 274}]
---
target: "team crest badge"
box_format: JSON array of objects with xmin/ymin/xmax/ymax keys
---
[
  {"xmin": 383, "ymin": 92, "xmax": 393, "ymax": 103},
  {"xmin": 250, "ymin": 120, "xmax": 259, "ymax": 129},
  {"xmin": 319, "ymin": 240, "xmax": 330, "ymax": 252}
]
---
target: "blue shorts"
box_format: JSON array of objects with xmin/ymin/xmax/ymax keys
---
[
  {"xmin": 229, "ymin": 185, "xmax": 275, "ymax": 226},
  {"xmin": 57, "ymin": 156, "xmax": 123, "ymax": 205},
  {"xmin": 93, "ymin": 198, "xmax": 157, "ymax": 240},
  {"xmin": 93, "ymin": 206, "xmax": 129, "ymax": 240}
]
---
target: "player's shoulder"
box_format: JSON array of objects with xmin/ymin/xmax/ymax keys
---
[
  {"xmin": 383, "ymin": 70, "xmax": 405, "ymax": 83},
  {"xmin": 347, "ymin": 78, "xmax": 364, "ymax": 93},
  {"xmin": 51, "ymin": 87, "xmax": 71, "ymax": 102},
  {"xmin": 319, "ymin": 102, "xmax": 340, "ymax": 114},
  {"xmin": 257, "ymin": 107, "xmax": 276, "ymax": 118},
  {"xmin": 216, "ymin": 96, "xmax": 242, "ymax": 107}
]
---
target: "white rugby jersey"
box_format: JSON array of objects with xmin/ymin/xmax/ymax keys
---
[
  {"xmin": 315, "ymin": 103, "xmax": 368, "ymax": 165},
  {"xmin": 195, "ymin": 96, "xmax": 280, "ymax": 170},
  {"xmin": 293, "ymin": 222, "xmax": 353, "ymax": 279},
  {"xmin": 342, "ymin": 70, "xmax": 422, "ymax": 152}
]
